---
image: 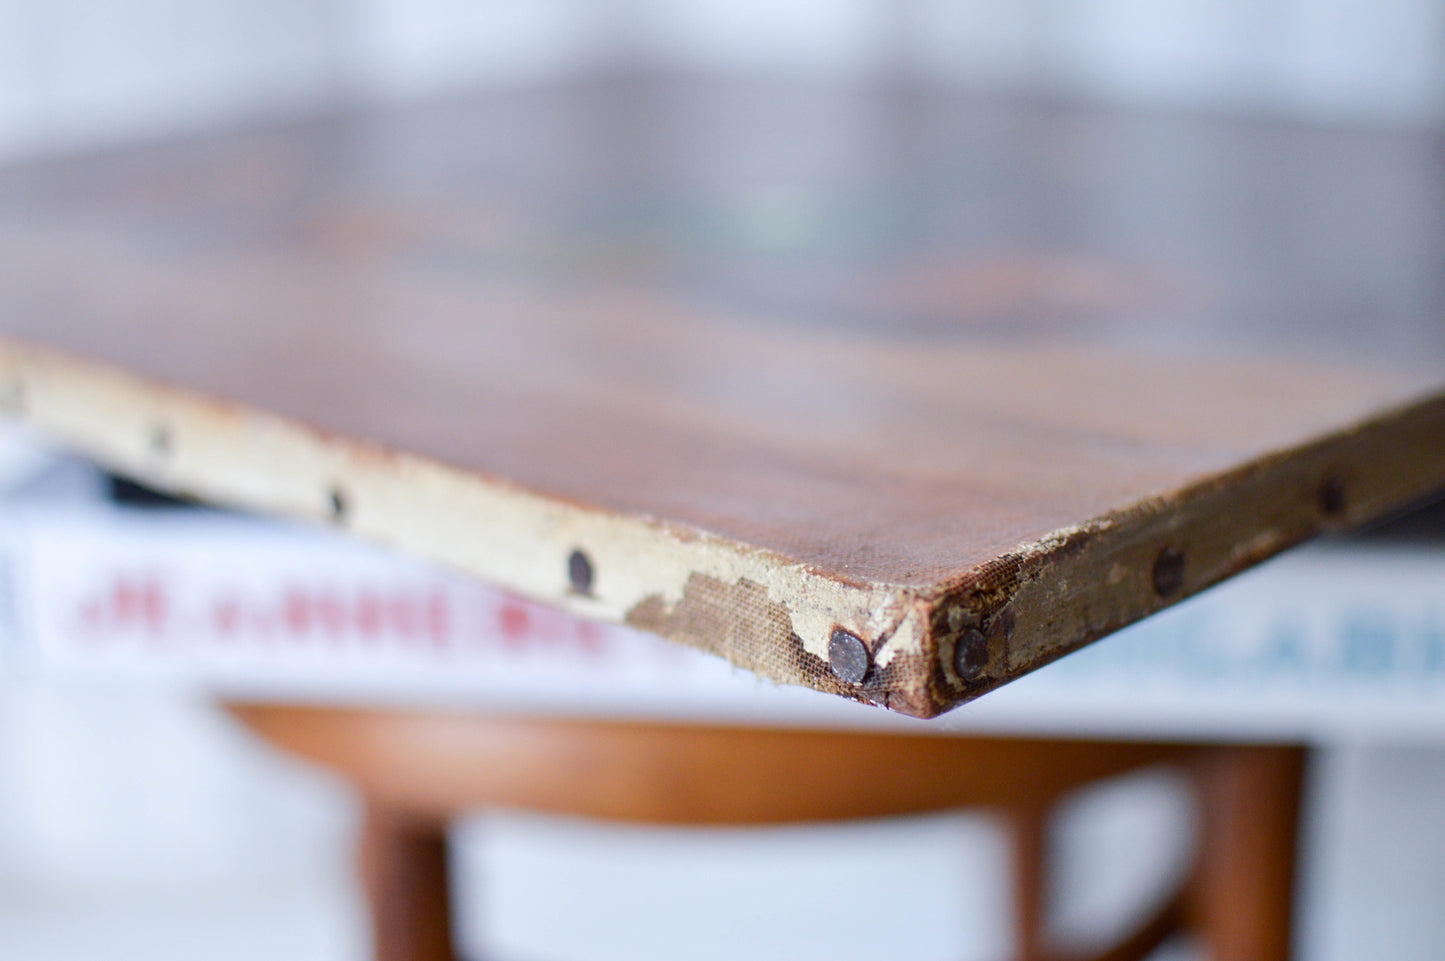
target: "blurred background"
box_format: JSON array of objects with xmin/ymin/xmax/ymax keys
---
[
  {"xmin": 1, "ymin": 0, "xmax": 1444, "ymax": 164},
  {"xmin": 2, "ymin": 2, "xmax": 1445, "ymax": 960}
]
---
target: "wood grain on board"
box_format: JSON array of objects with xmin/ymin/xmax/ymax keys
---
[{"xmin": 0, "ymin": 78, "xmax": 1442, "ymax": 717}]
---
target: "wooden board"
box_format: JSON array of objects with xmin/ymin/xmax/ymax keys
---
[{"xmin": 1, "ymin": 78, "xmax": 1442, "ymax": 717}]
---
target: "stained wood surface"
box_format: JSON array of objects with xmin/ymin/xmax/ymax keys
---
[{"xmin": 1, "ymin": 78, "xmax": 1443, "ymax": 716}]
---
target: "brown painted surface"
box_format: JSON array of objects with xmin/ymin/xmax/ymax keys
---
[{"xmin": 1, "ymin": 78, "xmax": 1443, "ymax": 715}]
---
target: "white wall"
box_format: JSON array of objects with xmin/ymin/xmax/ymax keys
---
[
  {"xmin": 1, "ymin": 0, "xmax": 1442, "ymax": 160},
  {"xmin": 0, "ymin": 0, "xmax": 345, "ymax": 158}
]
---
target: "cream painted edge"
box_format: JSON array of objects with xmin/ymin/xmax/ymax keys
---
[{"xmin": 0, "ymin": 339, "xmax": 931, "ymax": 690}]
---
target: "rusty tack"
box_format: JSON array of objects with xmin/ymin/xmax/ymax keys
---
[
  {"xmin": 953, "ymin": 628, "xmax": 988, "ymax": 679},
  {"xmin": 568, "ymin": 549, "xmax": 594, "ymax": 595},
  {"xmin": 828, "ymin": 628, "xmax": 869, "ymax": 685},
  {"xmin": 1152, "ymin": 547, "xmax": 1186, "ymax": 598},
  {"xmin": 1319, "ymin": 476, "xmax": 1346, "ymax": 516},
  {"xmin": 328, "ymin": 487, "xmax": 348, "ymax": 523}
]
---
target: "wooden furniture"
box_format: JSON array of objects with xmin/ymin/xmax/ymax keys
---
[
  {"xmin": 6, "ymin": 78, "xmax": 1408, "ymax": 961},
  {"xmin": 2, "ymin": 78, "xmax": 1442, "ymax": 716},
  {"xmin": 232, "ymin": 704, "xmax": 1306, "ymax": 961}
]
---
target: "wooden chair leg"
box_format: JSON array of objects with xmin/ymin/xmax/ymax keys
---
[
  {"xmin": 1008, "ymin": 806, "xmax": 1049, "ymax": 961},
  {"xmin": 1008, "ymin": 801, "xmax": 1186, "ymax": 961},
  {"xmin": 360, "ymin": 802, "xmax": 458, "ymax": 961},
  {"xmin": 1187, "ymin": 746, "xmax": 1307, "ymax": 961}
]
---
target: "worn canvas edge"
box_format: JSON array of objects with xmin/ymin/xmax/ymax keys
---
[
  {"xmin": 0, "ymin": 338, "xmax": 947, "ymax": 713},
  {"xmin": 920, "ymin": 390, "xmax": 1445, "ymax": 716},
  {"xmin": 5, "ymin": 337, "xmax": 1445, "ymax": 719}
]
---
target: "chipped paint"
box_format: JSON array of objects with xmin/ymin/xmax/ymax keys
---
[
  {"xmin": 3, "ymin": 335, "xmax": 1444, "ymax": 719},
  {"xmin": 0, "ymin": 339, "xmax": 933, "ymax": 702}
]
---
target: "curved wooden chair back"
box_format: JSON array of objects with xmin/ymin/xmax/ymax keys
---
[{"xmin": 230, "ymin": 704, "xmax": 1304, "ymax": 961}]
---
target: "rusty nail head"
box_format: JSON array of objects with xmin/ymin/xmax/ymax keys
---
[
  {"xmin": 1319, "ymin": 476, "xmax": 1346, "ymax": 516},
  {"xmin": 568, "ymin": 549, "xmax": 594, "ymax": 594},
  {"xmin": 1152, "ymin": 547, "xmax": 1186, "ymax": 598},
  {"xmin": 828, "ymin": 628, "xmax": 869, "ymax": 685},
  {"xmin": 953, "ymin": 628, "xmax": 988, "ymax": 679},
  {"xmin": 328, "ymin": 487, "xmax": 348, "ymax": 522}
]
